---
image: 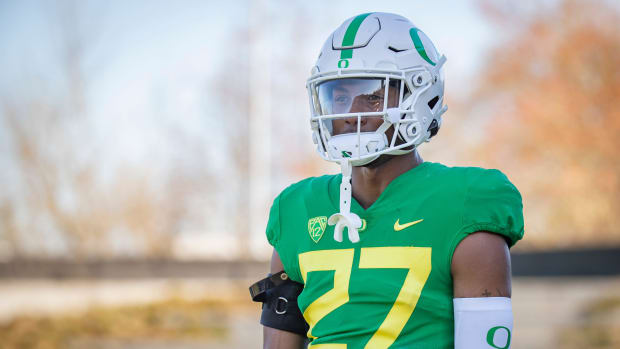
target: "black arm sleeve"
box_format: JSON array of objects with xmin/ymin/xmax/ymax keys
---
[{"xmin": 250, "ymin": 271, "xmax": 309, "ymax": 336}]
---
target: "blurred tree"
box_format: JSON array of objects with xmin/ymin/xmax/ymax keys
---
[
  {"xmin": 473, "ymin": 0, "xmax": 620, "ymax": 248},
  {"xmin": 207, "ymin": 5, "xmax": 336, "ymax": 258},
  {"xmin": 208, "ymin": 26, "xmax": 252, "ymax": 257},
  {"xmin": 0, "ymin": 1, "xmax": 108, "ymax": 258},
  {"xmin": 0, "ymin": 1, "xmax": 206, "ymax": 259},
  {"xmin": 268, "ymin": 7, "xmax": 339, "ymax": 180}
]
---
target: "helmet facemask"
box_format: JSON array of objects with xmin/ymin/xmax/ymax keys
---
[
  {"xmin": 307, "ymin": 60, "xmax": 446, "ymax": 168},
  {"xmin": 311, "ymin": 76, "xmax": 402, "ymax": 167}
]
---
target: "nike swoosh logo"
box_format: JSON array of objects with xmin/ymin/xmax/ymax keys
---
[{"xmin": 394, "ymin": 218, "xmax": 424, "ymax": 231}]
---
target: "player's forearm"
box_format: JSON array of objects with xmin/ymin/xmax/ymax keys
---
[
  {"xmin": 453, "ymin": 297, "xmax": 513, "ymax": 349},
  {"xmin": 264, "ymin": 327, "xmax": 308, "ymax": 349}
]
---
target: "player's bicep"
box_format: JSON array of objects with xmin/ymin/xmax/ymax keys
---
[
  {"xmin": 451, "ymin": 231, "xmax": 511, "ymax": 298},
  {"xmin": 270, "ymin": 248, "xmax": 285, "ymax": 274},
  {"xmin": 264, "ymin": 326, "xmax": 308, "ymax": 349}
]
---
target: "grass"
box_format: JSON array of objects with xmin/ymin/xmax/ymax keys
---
[
  {"xmin": 558, "ymin": 295, "xmax": 620, "ymax": 348},
  {"xmin": 0, "ymin": 297, "xmax": 231, "ymax": 349}
]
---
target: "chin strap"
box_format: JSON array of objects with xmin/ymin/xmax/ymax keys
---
[{"xmin": 327, "ymin": 159, "xmax": 362, "ymax": 243}]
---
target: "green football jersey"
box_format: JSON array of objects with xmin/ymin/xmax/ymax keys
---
[{"xmin": 266, "ymin": 162, "xmax": 524, "ymax": 349}]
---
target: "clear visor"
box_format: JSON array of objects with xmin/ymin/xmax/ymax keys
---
[{"xmin": 315, "ymin": 78, "xmax": 401, "ymax": 116}]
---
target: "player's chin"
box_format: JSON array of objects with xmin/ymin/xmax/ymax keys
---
[
  {"xmin": 361, "ymin": 144, "xmax": 416, "ymax": 169},
  {"xmin": 361, "ymin": 154, "xmax": 397, "ymax": 168}
]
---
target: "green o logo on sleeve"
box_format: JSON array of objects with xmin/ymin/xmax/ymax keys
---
[{"xmin": 486, "ymin": 326, "xmax": 511, "ymax": 349}]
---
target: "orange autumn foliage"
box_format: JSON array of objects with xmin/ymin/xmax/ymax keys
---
[{"xmin": 473, "ymin": 0, "xmax": 620, "ymax": 248}]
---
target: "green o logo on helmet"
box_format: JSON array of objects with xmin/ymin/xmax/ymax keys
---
[
  {"xmin": 409, "ymin": 28, "xmax": 436, "ymax": 66},
  {"xmin": 338, "ymin": 59, "xmax": 350, "ymax": 68},
  {"xmin": 486, "ymin": 326, "xmax": 511, "ymax": 349}
]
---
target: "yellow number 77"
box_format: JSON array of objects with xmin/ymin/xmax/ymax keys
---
[{"xmin": 298, "ymin": 247, "xmax": 432, "ymax": 349}]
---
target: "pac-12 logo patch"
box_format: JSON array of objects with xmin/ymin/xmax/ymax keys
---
[{"xmin": 308, "ymin": 216, "xmax": 327, "ymax": 243}]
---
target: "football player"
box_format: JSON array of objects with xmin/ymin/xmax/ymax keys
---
[{"xmin": 250, "ymin": 12, "xmax": 523, "ymax": 349}]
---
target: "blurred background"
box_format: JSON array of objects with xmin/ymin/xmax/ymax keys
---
[{"xmin": 0, "ymin": 0, "xmax": 619, "ymax": 348}]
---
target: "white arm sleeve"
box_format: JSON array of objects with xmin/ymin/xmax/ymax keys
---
[{"xmin": 454, "ymin": 297, "xmax": 513, "ymax": 349}]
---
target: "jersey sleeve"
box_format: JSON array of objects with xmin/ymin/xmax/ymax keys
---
[
  {"xmin": 265, "ymin": 194, "xmax": 281, "ymax": 248},
  {"xmin": 264, "ymin": 188, "xmax": 305, "ymax": 283},
  {"xmin": 452, "ymin": 169, "xmax": 524, "ymax": 251}
]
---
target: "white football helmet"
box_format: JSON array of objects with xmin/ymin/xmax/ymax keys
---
[{"xmin": 306, "ymin": 13, "xmax": 447, "ymax": 243}]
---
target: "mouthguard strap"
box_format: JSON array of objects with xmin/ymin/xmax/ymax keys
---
[{"xmin": 327, "ymin": 159, "xmax": 362, "ymax": 243}]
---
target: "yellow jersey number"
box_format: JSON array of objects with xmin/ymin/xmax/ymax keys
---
[{"xmin": 298, "ymin": 247, "xmax": 432, "ymax": 349}]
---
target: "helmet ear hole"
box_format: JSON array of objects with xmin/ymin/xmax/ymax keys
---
[
  {"xmin": 427, "ymin": 119, "xmax": 439, "ymax": 137},
  {"xmin": 427, "ymin": 96, "xmax": 439, "ymax": 110}
]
